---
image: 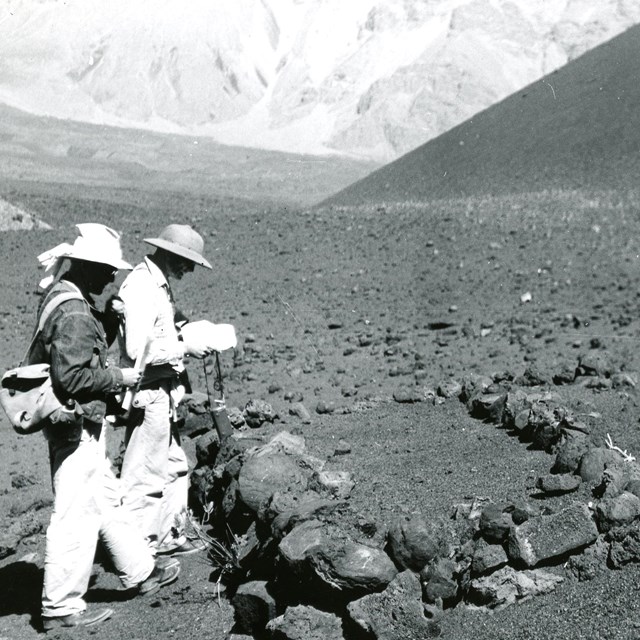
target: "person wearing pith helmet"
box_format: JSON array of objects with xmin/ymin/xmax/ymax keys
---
[
  {"xmin": 117, "ymin": 224, "xmax": 212, "ymax": 556},
  {"xmin": 32, "ymin": 224, "xmax": 180, "ymax": 632}
]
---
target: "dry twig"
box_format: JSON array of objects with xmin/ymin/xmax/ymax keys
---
[{"xmin": 605, "ymin": 433, "xmax": 636, "ymax": 463}]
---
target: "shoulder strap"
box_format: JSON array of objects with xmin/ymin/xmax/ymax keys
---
[
  {"xmin": 37, "ymin": 291, "xmax": 86, "ymax": 332},
  {"xmin": 21, "ymin": 291, "xmax": 86, "ymax": 364}
]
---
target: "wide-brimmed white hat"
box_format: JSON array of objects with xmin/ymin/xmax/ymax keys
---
[
  {"xmin": 144, "ymin": 224, "xmax": 212, "ymax": 269},
  {"xmin": 37, "ymin": 223, "xmax": 132, "ymax": 289}
]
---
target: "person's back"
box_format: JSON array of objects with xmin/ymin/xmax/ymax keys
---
[
  {"xmin": 31, "ymin": 224, "xmax": 180, "ymax": 632},
  {"xmin": 29, "ymin": 279, "xmax": 119, "ymax": 424},
  {"xmin": 117, "ymin": 224, "xmax": 212, "ymax": 557}
]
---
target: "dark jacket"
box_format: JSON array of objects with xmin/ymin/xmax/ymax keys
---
[{"xmin": 27, "ymin": 280, "xmax": 124, "ymax": 424}]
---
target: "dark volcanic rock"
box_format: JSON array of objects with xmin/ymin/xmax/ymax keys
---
[
  {"xmin": 195, "ymin": 429, "xmax": 220, "ymax": 466},
  {"xmin": 595, "ymin": 492, "xmax": 640, "ymax": 533},
  {"xmin": 266, "ymin": 605, "xmax": 344, "ymax": 640},
  {"xmin": 578, "ymin": 447, "xmax": 625, "ymax": 483},
  {"xmin": 535, "ymin": 473, "xmax": 582, "ymax": 495},
  {"xmin": 238, "ymin": 452, "xmax": 308, "ymax": 513},
  {"xmin": 567, "ymin": 536, "xmax": 609, "ymax": 580},
  {"xmin": 514, "ymin": 364, "xmax": 553, "ymax": 387},
  {"xmin": 347, "ymin": 570, "xmax": 442, "ymax": 639},
  {"xmin": 421, "ymin": 557, "xmax": 459, "ymax": 604},
  {"xmin": 243, "ymin": 399, "xmax": 278, "ymax": 427},
  {"xmin": 387, "ymin": 515, "xmax": 441, "ymax": 572},
  {"xmin": 471, "ymin": 540, "xmax": 509, "ymax": 576},
  {"xmin": 576, "ymin": 352, "xmax": 615, "ymax": 378},
  {"xmin": 278, "ymin": 520, "xmax": 398, "ymax": 596},
  {"xmin": 392, "ymin": 387, "xmax": 423, "ymax": 403},
  {"xmin": 308, "ymin": 470, "xmax": 355, "ymax": 500},
  {"xmin": 231, "ymin": 580, "xmax": 277, "ymax": 635},
  {"xmin": 289, "ymin": 402, "xmax": 312, "ymax": 423},
  {"xmin": 468, "ymin": 566, "xmax": 563, "ymax": 609},
  {"xmin": 478, "ymin": 504, "xmax": 513, "ymax": 544},
  {"xmin": 262, "ymin": 490, "xmax": 344, "ymax": 539},
  {"xmin": 468, "ymin": 391, "xmax": 507, "ymax": 424},
  {"xmin": 507, "ymin": 503, "xmax": 598, "ymax": 567},
  {"xmin": 551, "ymin": 431, "xmax": 591, "ymax": 474},
  {"xmin": 608, "ymin": 521, "xmax": 640, "ymax": 568}
]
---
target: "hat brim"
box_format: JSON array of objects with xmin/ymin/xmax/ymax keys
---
[
  {"xmin": 144, "ymin": 238, "xmax": 212, "ymax": 269},
  {"xmin": 68, "ymin": 250, "xmax": 132, "ymax": 271}
]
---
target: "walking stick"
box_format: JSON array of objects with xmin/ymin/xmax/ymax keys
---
[{"xmin": 204, "ymin": 351, "xmax": 233, "ymax": 441}]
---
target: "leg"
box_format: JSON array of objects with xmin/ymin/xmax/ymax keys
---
[
  {"xmin": 98, "ymin": 432, "xmax": 155, "ymax": 588},
  {"xmin": 156, "ymin": 426, "xmax": 189, "ymax": 553},
  {"xmin": 120, "ymin": 387, "xmax": 171, "ymax": 551},
  {"xmin": 41, "ymin": 424, "xmax": 102, "ymax": 618}
]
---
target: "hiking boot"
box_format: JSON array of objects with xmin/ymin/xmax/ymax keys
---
[
  {"xmin": 138, "ymin": 557, "xmax": 181, "ymax": 595},
  {"xmin": 42, "ymin": 606, "xmax": 113, "ymax": 631},
  {"xmin": 157, "ymin": 538, "xmax": 206, "ymax": 557}
]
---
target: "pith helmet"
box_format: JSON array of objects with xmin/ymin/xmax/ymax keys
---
[{"xmin": 144, "ymin": 224, "xmax": 212, "ymax": 269}]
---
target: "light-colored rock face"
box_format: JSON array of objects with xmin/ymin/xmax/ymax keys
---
[
  {"xmin": 1, "ymin": 0, "xmax": 638, "ymax": 162},
  {"xmin": 0, "ymin": 198, "xmax": 50, "ymax": 230}
]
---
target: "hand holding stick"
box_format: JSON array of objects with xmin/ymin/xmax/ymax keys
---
[{"xmin": 121, "ymin": 336, "xmax": 152, "ymax": 411}]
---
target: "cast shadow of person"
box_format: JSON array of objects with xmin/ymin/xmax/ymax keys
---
[{"xmin": 0, "ymin": 559, "xmax": 43, "ymax": 629}]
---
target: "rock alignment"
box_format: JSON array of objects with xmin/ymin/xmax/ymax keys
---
[{"xmin": 181, "ymin": 343, "xmax": 640, "ymax": 639}]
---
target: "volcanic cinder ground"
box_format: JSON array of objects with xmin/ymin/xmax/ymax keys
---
[{"xmin": 1, "ymin": 25, "xmax": 640, "ymax": 640}]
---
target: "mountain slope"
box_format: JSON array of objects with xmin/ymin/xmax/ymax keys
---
[
  {"xmin": 321, "ymin": 24, "xmax": 640, "ymax": 206},
  {"xmin": 1, "ymin": 0, "xmax": 639, "ymax": 161}
]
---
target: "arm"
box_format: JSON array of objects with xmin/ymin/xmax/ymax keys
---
[{"xmin": 49, "ymin": 308, "xmax": 123, "ymax": 404}]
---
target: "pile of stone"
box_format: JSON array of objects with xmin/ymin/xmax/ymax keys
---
[
  {"xmin": 446, "ymin": 367, "xmax": 640, "ymax": 573},
  {"xmin": 185, "ymin": 357, "xmax": 640, "ymax": 640}
]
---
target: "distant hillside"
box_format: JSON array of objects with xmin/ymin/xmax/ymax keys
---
[
  {"xmin": 321, "ymin": 24, "xmax": 640, "ymax": 207},
  {"xmin": 0, "ymin": 103, "xmax": 376, "ymax": 207},
  {"xmin": 0, "ymin": 0, "xmax": 638, "ymax": 162}
]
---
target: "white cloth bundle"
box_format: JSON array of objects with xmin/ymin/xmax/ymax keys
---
[{"xmin": 180, "ymin": 321, "xmax": 237, "ymax": 354}]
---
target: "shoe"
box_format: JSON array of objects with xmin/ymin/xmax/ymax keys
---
[
  {"xmin": 42, "ymin": 607, "xmax": 113, "ymax": 631},
  {"xmin": 138, "ymin": 557, "xmax": 181, "ymax": 595},
  {"xmin": 157, "ymin": 538, "xmax": 207, "ymax": 557}
]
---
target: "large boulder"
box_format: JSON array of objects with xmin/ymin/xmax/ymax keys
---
[
  {"xmin": 595, "ymin": 492, "xmax": 640, "ymax": 533},
  {"xmin": 535, "ymin": 474, "xmax": 582, "ymax": 495},
  {"xmin": 471, "ymin": 540, "xmax": 509, "ymax": 577},
  {"xmin": 420, "ymin": 557, "xmax": 459, "ymax": 605},
  {"xmin": 608, "ymin": 521, "xmax": 640, "ymax": 568},
  {"xmin": 578, "ymin": 448, "xmax": 625, "ymax": 484},
  {"xmin": 468, "ymin": 566, "xmax": 563, "ymax": 609},
  {"xmin": 347, "ymin": 570, "xmax": 441, "ymax": 639},
  {"xmin": 468, "ymin": 391, "xmax": 507, "ymax": 424},
  {"xmin": 278, "ymin": 521, "xmax": 398, "ymax": 597},
  {"xmin": 551, "ymin": 431, "xmax": 591, "ymax": 474},
  {"xmin": 386, "ymin": 515, "xmax": 441, "ymax": 572},
  {"xmin": 478, "ymin": 503, "xmax": 514, "ymax": 544},
  {"xmin": 266, "ymin": 605, "xmax": 344, "ymax": 640},
  {"xmin": 261, "ymin": 490, "xmax": 345, "ymax": 539},
  {"xmin": 507, "ymin": 503, "xmax": 598, "ymax": 567},
  {"xmin": 231, "ymin": 580, "xmax": 277, "ymax": 635},
  {"xmin": 238, "ymin": 452, "xmax": 309, "ymax": 514}
]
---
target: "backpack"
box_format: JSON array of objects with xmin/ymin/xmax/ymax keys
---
[{"xmin": 0, "ymin": 291, "xmax": 84, "ymax": 435}]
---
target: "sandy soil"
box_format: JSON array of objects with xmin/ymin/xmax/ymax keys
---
[{"xmin": 1, "ymin": 177, "xmax": 640, "ymax": 640}]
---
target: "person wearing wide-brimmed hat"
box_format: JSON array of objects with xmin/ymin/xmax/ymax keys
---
[
  {"xmin": 31, "ymin": 224, "xmax": 181, "ymax": 632},
  {"xmin": 117, "ymin": 224, "xmax": 212, "ymax": 556}
]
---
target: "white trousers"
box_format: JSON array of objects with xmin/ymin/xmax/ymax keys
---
[
  {"xmin": 42, "ymin": 421, "xmax": 155, "ymax": 618},
  {"xmin": 120, "ymin": 384, "xmax": 189, "ymax": 553}
]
